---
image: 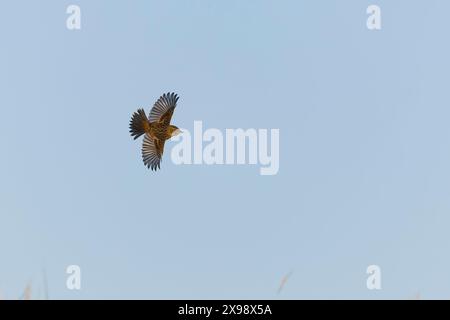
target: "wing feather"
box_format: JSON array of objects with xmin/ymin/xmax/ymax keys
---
[
  {"xmin": 148, "ymin": 92, "xmax": 179, "ymax": 124},
  {"xmin": 142, "ymin": 134, "xmax": 164, "ymax": 171}
]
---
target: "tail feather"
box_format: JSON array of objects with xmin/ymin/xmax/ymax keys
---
[{"xmin": 129, "ymin": 109, "xmax": 150, "ymax": 140}]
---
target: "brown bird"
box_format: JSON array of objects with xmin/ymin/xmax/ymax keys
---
[{"xmin": 129, "ymin": 92, "xmax": 181, "ymax": 171}]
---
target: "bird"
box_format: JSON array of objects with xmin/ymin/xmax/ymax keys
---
[{"xmin": 129, "ymin": 92, "xmax": 182, "ymax": 171}]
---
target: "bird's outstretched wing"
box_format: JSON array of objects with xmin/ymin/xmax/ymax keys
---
[
  {"xmin": 148, "ymin": 92, "xmax": 179, "ymax": 125},
  {"xmin": 142, "ymin": 134, "xmax": 165, "ymax": 171}
]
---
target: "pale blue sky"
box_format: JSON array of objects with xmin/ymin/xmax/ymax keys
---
[{"xmin": 1, "ymin": 0, "xmax": 450, "ymax": 299}]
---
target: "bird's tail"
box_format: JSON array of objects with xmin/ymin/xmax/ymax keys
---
[{"xmin": 129, "ymin": 108, "xmax": 149, "ymax": 140}]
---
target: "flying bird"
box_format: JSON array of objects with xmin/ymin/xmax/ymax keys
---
[{"xmin": 129, "ymin": 92, "xmax": 181, "ymax": 171}]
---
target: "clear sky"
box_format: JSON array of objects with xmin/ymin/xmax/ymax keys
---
[{"xmin": 0, "ymin": 0, "xmax": 449, "ymax": 299}]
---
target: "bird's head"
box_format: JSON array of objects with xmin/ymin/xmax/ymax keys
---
[{"xmin": 170, "ymin": 126, "xmax": 182, "ymax": 137}]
